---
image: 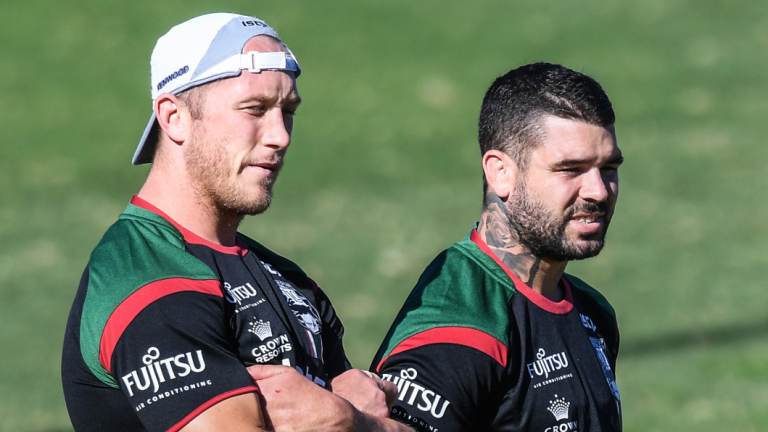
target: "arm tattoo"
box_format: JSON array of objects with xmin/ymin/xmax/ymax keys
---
[{"xmin": 479, "ymin": 191, "xmax": 541, "ymax": 285}]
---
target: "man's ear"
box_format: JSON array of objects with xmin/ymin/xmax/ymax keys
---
[
  {"xmin": 154, "ymin": 93, "xmax": 189, "ymax": 144},
  {"xmin": 482, "ymin": 150, "xmax": 519, "ymax": 200}
]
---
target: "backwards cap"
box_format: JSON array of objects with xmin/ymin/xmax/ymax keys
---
[{"xmin": 132, "ymin": 13, "xmax": 301, "ymax": 165}]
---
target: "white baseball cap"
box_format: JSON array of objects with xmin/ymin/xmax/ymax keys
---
[{"xmin": 132, "ymin": 13, "xmax": 301, "ymax": 165}]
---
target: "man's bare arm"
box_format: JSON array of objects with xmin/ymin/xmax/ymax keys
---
[
  {"xmin": 180, "ymin": 392, "xmax": 268, "ymax": 432},
  {"xmin": 250, "ymin": 365, "xmax": 413, "ymax": 432},
  {"xmin": 175, "ymin": 365, "xmax": 411, "ymax": 432}
]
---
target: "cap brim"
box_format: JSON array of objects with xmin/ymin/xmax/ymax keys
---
[{"xmin": 132, "ymin": 113, "xmax": 158, "ymax": 165}]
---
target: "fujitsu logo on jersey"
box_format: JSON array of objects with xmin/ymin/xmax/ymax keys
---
[
  {"xmin": 223, "ymin": 281, "xmax": 259, "ymax": 305},
  {"xmin": 382, "ymin": 368, "xmax": 450, "ymax": 419},
  {"xmin": 121, "ymin": 347, "xmax": 206, "ymax": 397},
  {"xmin": 527, "ymin": 348, "xmax": 570, "ymax": 379}
]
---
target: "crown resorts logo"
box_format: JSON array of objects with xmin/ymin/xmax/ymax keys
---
[
  {"xmin": 547, "ymin": 394, "xmax": 570, "ymax": 421},
  {"xmin": 248, "ymin": 320, "xmax": 273, "ymax": 341}
]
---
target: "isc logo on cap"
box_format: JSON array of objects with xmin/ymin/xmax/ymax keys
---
[{"xmin": 241, "ymin": 19, "xmax": 268, "ymax": 28}]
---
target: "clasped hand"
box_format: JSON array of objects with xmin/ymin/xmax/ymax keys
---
[{"xmin": 248, "ymin": 365, "xmax": 397, "ymax": 431}]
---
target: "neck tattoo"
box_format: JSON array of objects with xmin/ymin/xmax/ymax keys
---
[{"xmin": 479, "ymin": 191, "xmax": 542, "ymax": 286}]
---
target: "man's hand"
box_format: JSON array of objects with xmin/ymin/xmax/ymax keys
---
[
  {"xmin": 248, "ymin": 365, "xmax": 413, "ymax": 432},
  {"xmin": 248, "ymin": 365, "xmax": 355, "ymax": 431},
  {"xmin": 330, "ymin": 369, "xmax": 397, "ymax": 418}
]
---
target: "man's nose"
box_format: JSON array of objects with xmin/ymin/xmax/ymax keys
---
[
  {"xmin": 580, "ymin": 168, "xmax": 610, "ymax": 202},
  {"xmin": 262, "ymin": 109, "xmax": 291, "ymax": 150}
]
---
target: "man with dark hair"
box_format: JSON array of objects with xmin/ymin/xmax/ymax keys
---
[
  {"xmin": 61, "ymin": 13, "xmax": 410, "ymax": 432},
  {"xmin": 372, "ymin": 63, "xmax": 624, "ymax": 431}
]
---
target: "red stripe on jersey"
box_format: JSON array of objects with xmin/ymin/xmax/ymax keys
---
[
  {"xmin": 131, "ymin": 195, "xmax": 248, "ymax": 256},
  {"xmin": 99, "ymin": 278, "xmax": 222, "ymax": 373},
  {"xmin": 470, "ymin": 229, "xmax": 574, "ymax": 315},
  {"xmin": 168, "ymin": 385, "xmax": 261, "ymax": 432},
  {"xmin": 376, "ymin": 326, "xmax": 508, "ymax": 372}
]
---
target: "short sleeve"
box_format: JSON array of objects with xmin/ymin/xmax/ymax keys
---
[
  {"xmin": 109, "ymin": 289, "xmax": 258, "ymax": 431},
  {"xmin": 376, "ymin": 342, "xmax": 506, "ymax": 432}
]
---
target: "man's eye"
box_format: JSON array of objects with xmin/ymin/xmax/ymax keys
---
[
  {"xmin": 245, "ymin": 107, "xmax": 266, "ymax": 116},
  {"xmin": 558, "ymin": 167, "xmax": 582, "ymax": 173}
]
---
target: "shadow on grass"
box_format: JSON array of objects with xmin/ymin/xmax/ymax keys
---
[{"xmin": 622, "ymin": 318, "xmax": 768, "ymax": 358}]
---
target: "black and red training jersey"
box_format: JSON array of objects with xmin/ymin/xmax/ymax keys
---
[
  {"xmin": 62, "ymin": 196, "xmax": 350, "ymax": 431},
  {"xmin": 372, "ymin": 229, "xmax": 621, "ymax": 431}
]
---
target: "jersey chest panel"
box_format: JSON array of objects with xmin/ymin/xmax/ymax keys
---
[
  {"xmin": 189, "ymin": 246, "xmax": 329, "ymax": 387},
  {"xmin": 497, "ymin": 297, "xmax": 621, "ymax": 432}
]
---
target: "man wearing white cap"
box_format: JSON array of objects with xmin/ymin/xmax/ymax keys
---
[{"xmin": 62, "ymin": 13, "xmax": 409, "ymax": 431}]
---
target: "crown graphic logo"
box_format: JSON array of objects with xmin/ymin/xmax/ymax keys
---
[
  {"xmin": 547, "ymin": 394, "xmax": 570, "ymax": 421},
  {"xmin": 248, "ymin": 320, "xmax": 273, "ymax": 341}
]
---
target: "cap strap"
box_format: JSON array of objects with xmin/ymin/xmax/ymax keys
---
[{"xmin": 237, "ymin": 51, "xmax": 300, "ymax": 75}]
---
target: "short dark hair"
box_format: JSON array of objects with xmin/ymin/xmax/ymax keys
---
[{"xmin": 478, "ymin": 62, "xmax": 615, "ymax": 171}]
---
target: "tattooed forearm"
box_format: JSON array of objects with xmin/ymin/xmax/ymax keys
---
[{"xmin": 479, "ymin": 191, "xmax": 542, "ymax": 284}]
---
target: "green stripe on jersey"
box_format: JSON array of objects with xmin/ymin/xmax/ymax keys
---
[
  {"xmin": 375, "ymin": 235, "xmax": 519, "ymax": 362},
  {"xmin": 80, "ymin": 204, "xmax": 217, "ymax": 387}
]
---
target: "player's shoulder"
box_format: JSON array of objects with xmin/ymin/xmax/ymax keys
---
[
  {"xmin": 80, "ymin": 203, "xmax": 220, "ymax": 386},
  {"xmin": 89, "ymin": 204, "xmax": 215, "ymax": 287},
  {"xmin": 374, "ymin": 238, "xmax": 517, "ymax": 368},
  {"xmin": 564, "ymin": 273, "xmax": 616, "ymax": 321},
  {"xmin": 413, "ymin": 240, "xmax": 514, "ymax": 322},
  {"xmin": 418, "ymin": 236, "xmax": 516, "ymax": 293}
]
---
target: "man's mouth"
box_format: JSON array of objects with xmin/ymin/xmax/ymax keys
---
[
  {"xmin": 254, "ymin": 162, "xmax": 278, "ymax": 170},
  {"xmin": 245, "ymin": 160, "xmax": 282, "ymax": 173},
  {"xmin": 569, "ymin": 212, "xmax": 607, "ymax": 235},
  {"xmin": 572, "ymin": 213, "xmax": 603, "ymax": 224}
]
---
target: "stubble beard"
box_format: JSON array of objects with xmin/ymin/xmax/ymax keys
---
[
  {"xmin": 506, "ymin": 180, "xmax": 610, "ymax": 261},
  {"xmin": 184, "ymin": 129, "xmax": 275, "ymax": 217}
]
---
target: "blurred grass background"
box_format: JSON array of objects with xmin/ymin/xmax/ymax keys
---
[{"xmin": 1, "ymin": 0, "xmax": 767, "ymax": 430}]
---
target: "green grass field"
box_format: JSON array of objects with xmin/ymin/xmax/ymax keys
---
[{"xmin": 1, "ymin": 0, "xmax": 766, "ymax": 430}]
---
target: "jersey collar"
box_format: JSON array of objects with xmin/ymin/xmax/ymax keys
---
[
  {"xmin": 130, "ymin": 195, "xmax": 249, "ymax": 256},
  {"xmin": 469, "ymin": 228, "xmax": 574, "ymax": 314}
]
